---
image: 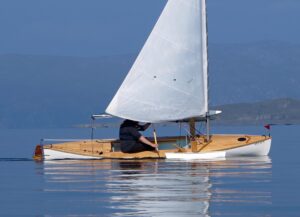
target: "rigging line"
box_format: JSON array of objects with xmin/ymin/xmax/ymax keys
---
[
  {"xmin": 90, "ymin": 118, "xmax": 95, "ymax": 154},
  {"xmin": 179, "ymin": 122, "xmax": 182, "ymax": 147},
  {"xmin": 188, "ymin": 122, "xmax": 204, "ymax": 136},
  {"xmin": 184, "ymin": 127, "xmax": 191, "ymax": 137},
  {"xmin": 90, "ymin": 118, "xmax": 95, "ymax": 141}
]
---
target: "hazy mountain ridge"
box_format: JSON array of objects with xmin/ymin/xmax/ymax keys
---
[
  {"xmin": 213, "ymin": 98, "xmax": 300, "ymax": 125},
  {"xmin": 0, "ymin": 41, "xmax": 299, "ymax": 128}
]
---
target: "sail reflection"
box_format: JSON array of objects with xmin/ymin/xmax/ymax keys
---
[{"xmin": 41, "ymin": 157, "xmax": 271, "ymax": 216}]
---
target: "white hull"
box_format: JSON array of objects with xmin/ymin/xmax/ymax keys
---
[
  {"xmin": 166, "ymin": 151, "xmax": 226, "ymax": 160},
  {"xmin": 43, "ymin": 149, "xmax": 102, "ymax": 160},
  {"xmin": 226, "ymin": 138, "xmax": 271, "ymax": 157},
  {"xmin": 42, "ymin": 138, "xmax": 271, "ymax": 160},
  {"xmin": 166, "ymin": 138, "xmax": 271, "ymax": 160}
]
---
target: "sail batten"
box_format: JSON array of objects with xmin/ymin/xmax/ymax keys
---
[{"xmin": 106, "ymin": 0, "xmax": 208, "ymax": 123}]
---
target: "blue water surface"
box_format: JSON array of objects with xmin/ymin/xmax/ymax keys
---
[{"xmin": 0, "ymin": 125, "xmax": 299, "ymax": 216}]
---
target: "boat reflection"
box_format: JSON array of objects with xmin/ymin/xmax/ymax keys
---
[{"xmin": 41, "ymin": 157, "xmax": 271, "ymax": 216}]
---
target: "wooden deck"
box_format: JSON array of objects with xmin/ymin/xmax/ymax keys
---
[{"xmin": 41, "ymin": 134, "xmax": 270, "ymax": 159}]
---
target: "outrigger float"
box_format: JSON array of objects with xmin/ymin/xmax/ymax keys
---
[{"xmin": 33, "ymin": 0, "xmax": 271, "ymax": 160}]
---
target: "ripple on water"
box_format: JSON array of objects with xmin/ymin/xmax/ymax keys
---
[{"xmin": 38, "ymin": 157, "xmax": 272, "ymax": 216}]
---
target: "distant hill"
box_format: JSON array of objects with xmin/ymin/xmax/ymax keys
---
[
  {"xmin": 0, "ymin": 41, "xmax": 299, "ymax": 128},
  {"xmin": 213, "ymin": 98, "xmax": 300, "ymax": 125}
]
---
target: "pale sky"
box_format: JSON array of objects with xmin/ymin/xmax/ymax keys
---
[{"xmin": 0, "ymin": 0, "xmax": 299, "ymax": 56}]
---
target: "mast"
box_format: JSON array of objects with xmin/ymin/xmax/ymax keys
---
[
  {"xmin": 201, "ymin": 0, "xmax": 210, "ymax": 142},
  {"xmin": 190, "ymin": 0, "xmax": 209, "ymax": 151}
]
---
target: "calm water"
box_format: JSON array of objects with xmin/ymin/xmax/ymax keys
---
[{"xmin": 0, "ymin": 125, "xmax": 299, "ymax": 216}]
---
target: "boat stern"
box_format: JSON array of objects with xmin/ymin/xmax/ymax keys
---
[{"xmin": 33, "ymin": 144, "xmax": 44, "ymax": 161}]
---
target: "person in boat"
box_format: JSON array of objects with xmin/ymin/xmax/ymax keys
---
[{"xmin": 119, "ymin": 119, "xmax": 158, "ymax": 153}]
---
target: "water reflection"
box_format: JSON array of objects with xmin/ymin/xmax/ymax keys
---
[
  {"xmin": 41, "ymin": 157, "xmax": 271, "ymax": 216},
  {"xmin": 107, "ymin": 161, "xmax": 211, "ymax": 216}
]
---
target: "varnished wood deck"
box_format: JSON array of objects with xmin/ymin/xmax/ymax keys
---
[{"xmin": 42, "ymin": 134, "xmax": 270, "ymax": 159}]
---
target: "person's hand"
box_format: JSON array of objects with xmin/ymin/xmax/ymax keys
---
[{"xmin": 151, "ymin": 143, "xmax": 158, "ymax": 148}]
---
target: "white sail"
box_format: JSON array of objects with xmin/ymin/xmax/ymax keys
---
[{"xmin": 106, "ymin": 0, "xmax": 208, "ymax": 123}]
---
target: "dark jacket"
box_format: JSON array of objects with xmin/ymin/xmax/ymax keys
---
[{"xmin": 119, "ymin": 120, "xmax": 150, "ymax": 153}]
